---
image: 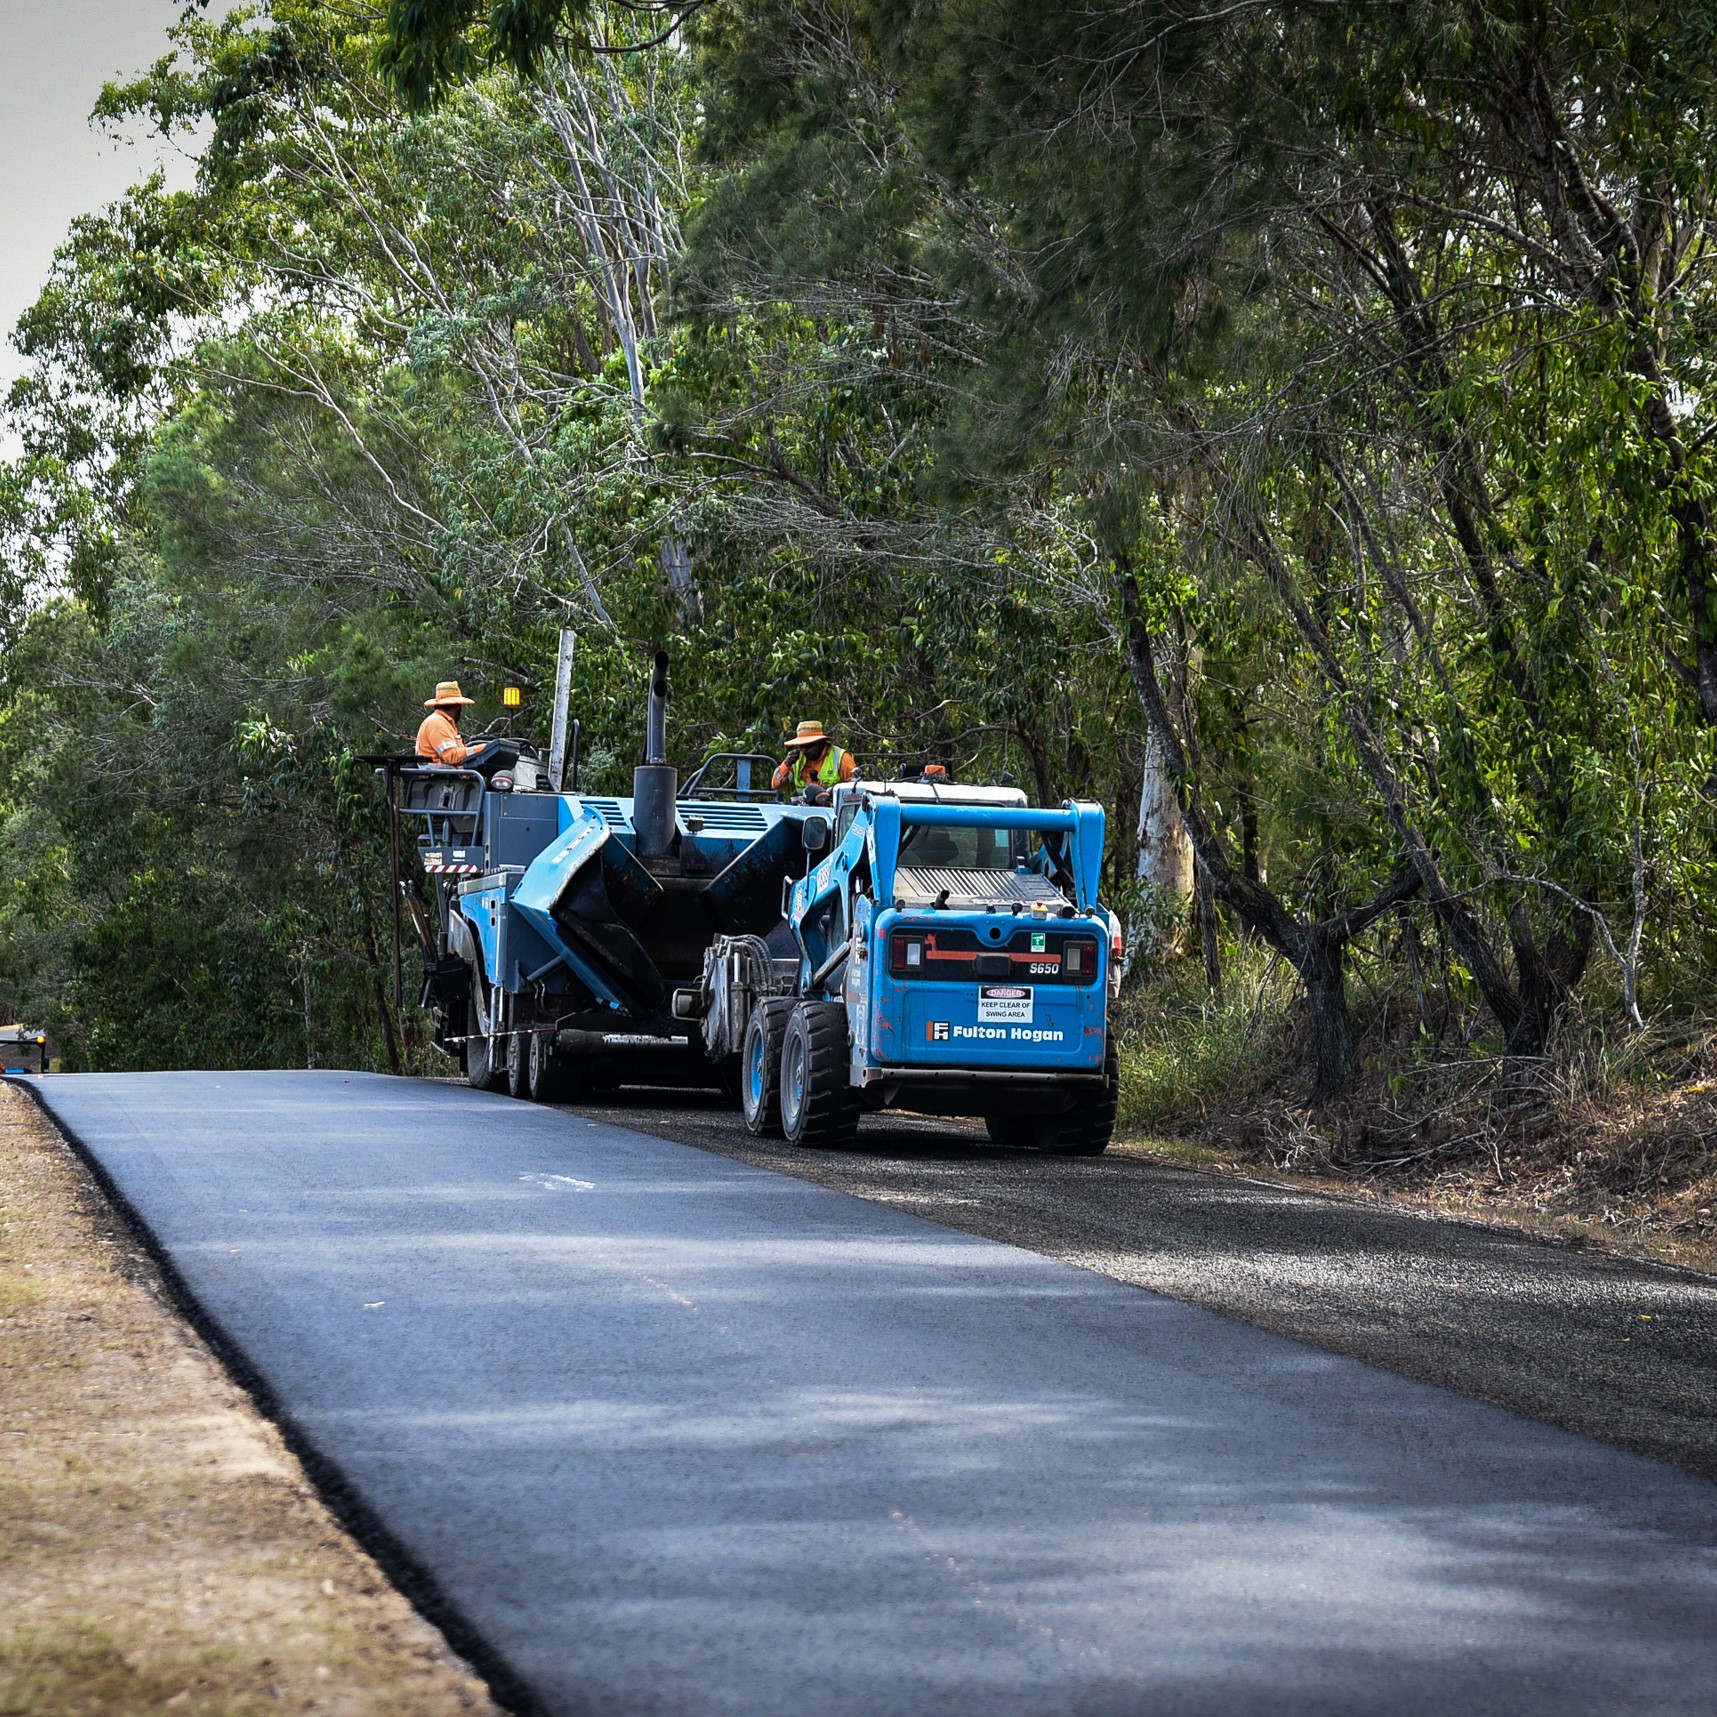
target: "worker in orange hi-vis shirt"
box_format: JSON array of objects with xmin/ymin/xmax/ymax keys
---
[{"xmin": 415, "ymin": 681, "xmax": 517, "ymax": 776}]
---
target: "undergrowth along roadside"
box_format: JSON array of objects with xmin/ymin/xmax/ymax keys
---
[{"xmin": 1113, "ymin": 939, "xmax": 1717, "ymax": 1276}]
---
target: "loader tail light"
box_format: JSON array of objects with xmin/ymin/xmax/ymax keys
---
[
  {"xmin": 1110, "ymin": 923, "xmax": 1124, "ymax": 997},
  {"xmin": 1064, "ymin": 939, "xmax": 1099, "ymax": 979},
  {"xmin": 891, "ymin": 935, "xmax": 924, "ymax": 972}
]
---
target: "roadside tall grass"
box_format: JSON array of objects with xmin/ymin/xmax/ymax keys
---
[
  {"xmin": 1114, "ymin": 941, "xmax": 1299, "ymax": 1133},
  {"xmin": 1107, "ymin": 922, "xmax": 1717, "ymax": 1265}
]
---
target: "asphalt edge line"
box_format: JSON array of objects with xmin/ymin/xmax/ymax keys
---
[{"xmin": 4, "ymin": 1075, "xmax": 547, "ymax": 1717}]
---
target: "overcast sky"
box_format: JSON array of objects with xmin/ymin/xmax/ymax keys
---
[{"xmin": 0, "ymin": 0, "xmax": 207, "ymax": 392}]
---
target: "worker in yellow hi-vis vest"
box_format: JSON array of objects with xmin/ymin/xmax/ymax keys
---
[{"xmin": 772, "ymin": 720, "xmax": 857, "ymax": 805}]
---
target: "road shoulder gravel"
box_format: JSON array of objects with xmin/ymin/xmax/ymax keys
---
[
  {"xmin": 0, "ymin": 1082, "xmax": 503, "ymax": 1717},
  {"xmin": 1112, "ymin": 1132, "xmax": 1717, "ymax": 1277}
]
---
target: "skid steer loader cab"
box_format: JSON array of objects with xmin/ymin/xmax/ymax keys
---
[{"xmin": 809, "ymin": 783, "xmax": 1110, "ymax": 1077}]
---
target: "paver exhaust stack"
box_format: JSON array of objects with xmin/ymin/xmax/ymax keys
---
[{"xmin": 633, "ymin": 650, "xmax": 676, "ymax": 858}]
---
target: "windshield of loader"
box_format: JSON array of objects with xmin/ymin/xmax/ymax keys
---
[{"xmin": 896, "ymin": 822, "xmax": 1028, "ymax": 871}]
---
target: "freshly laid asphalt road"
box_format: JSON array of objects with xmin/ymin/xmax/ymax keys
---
[
  {"xmin": 582, "ymin": 1090, "xmax": 1717, "ymax": 1480},
  {"xmin": 20, "ymin": 1071, "xmax": 1717, "ymax": 1717}
]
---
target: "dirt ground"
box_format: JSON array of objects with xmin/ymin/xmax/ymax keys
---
[{"xmin": 0, "ymin": 1083, "xmax": 506, "ymax": 1717}]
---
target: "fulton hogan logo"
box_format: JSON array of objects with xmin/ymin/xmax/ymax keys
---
[{"xmin": 926, "ymin": 1021, "xmax": 1066, "ymax": 1044}]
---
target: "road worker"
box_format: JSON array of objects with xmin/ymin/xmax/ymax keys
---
[
  {"xmin": 416, "ymin": 681, "xmax": 517, "ymax": 776},
  {"xmin": 772, "ymin": 720, "xmax": 857, "ymax": 805}
]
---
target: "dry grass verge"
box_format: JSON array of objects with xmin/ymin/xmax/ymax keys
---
[{"xmin": 0, "ymin": 1083, "xmax": 505, "ymax": 1717}]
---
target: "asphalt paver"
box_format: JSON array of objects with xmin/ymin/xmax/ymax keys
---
[{"xmin": 21, "ymin": 1070, "xmax": 1717, "ymax": 1717}]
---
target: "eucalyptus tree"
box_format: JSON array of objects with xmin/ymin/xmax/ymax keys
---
[
  {"xmin": 0, "ymin": 0, "xmax": 711, "ymax": 1064},
  {"xmin": 10, "ymin": 0, "xmax": 1716, "ymax": 1083},
  {"xmin": 0, "ymin": 0, "xmax": 1090, "ymax": 1064},
  {"xmin": 677, "ymin": 0, "xmax": 1717, "ymax": 1089}
]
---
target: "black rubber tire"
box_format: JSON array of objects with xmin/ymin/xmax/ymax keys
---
[
  {"xmin": 527, "ymin": 1030, "xmax": 579, "ymax": 1102},
  {"xmin": 741, "ymin": 999, "xmax": 794, "ymax": 1137},
  {"xmin": 1049, "ymin": 1038, "xmax": 1119, "ymax": 1156},
  {"xmin": 780, "ymin": 1001, "xmax": 861, "ymax": 1149},
  {"xmin": 505, "ymin": 1027, "xmax": 528, "ymax": 1099},
  {"xmin": 464, "ymin": 980, "xmax": 505, "ymax": 1091},
  {"xmin": 984, "ymin": 1114, "xmax": 1038, "ymax": 1149}
]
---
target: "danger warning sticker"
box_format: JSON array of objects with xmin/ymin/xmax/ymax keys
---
[{"xmin": 977, "ymin": 985, "xmax": 1033, "ymax": 1023}]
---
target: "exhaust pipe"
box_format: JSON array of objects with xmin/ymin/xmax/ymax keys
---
[
  {"xmin": 633, "ymin": 649, "xmax": 677, "ymax": 858},
  {"xmin": 645, "ymin": 649, "xmax": 669, "ymax": 764}
]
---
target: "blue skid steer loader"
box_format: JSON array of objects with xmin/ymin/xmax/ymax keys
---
[{"xmin": 674, "ymin": 775, "xmax": 1122, "ymax": 1151}]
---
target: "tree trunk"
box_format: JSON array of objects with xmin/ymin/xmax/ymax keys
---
[
  {"xmin": 1505, "ymin": 903, "xmax": 1594, "ymax": 1061},
  {"xmin": 1016, "ymin": 719, "xmax": 1056, "ymax": 809},
  {"xmin": 1239, "ymin": 793, "xmax": 1263, "ymax": 887},
  {"xmin": 1137, "ymin": 725, "xmax": 1193, "ymax": 917},
  {"xmin": 363, "ymin": 913, "xmax": 403, "ymax": 1076},
  {"xmin": 1399, "ymin": 912, "xmax": 1439, "ymax": 1042},
  {"xmin": 1196, "ymin": 868, "xmax": 1223, "ymax": 1003},
  {"xmin": 1294, "ymin": 926, "xmax": 1356, "ymax": 1101}
]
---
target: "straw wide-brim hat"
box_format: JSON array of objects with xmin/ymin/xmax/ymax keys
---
[
  {"xmin": 425, "ymin": 680, "xmax": 477, "ymax": 708},
  {"xmin": 784, "ymin": 720, "xmax": 831, "ymax": 749}
]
